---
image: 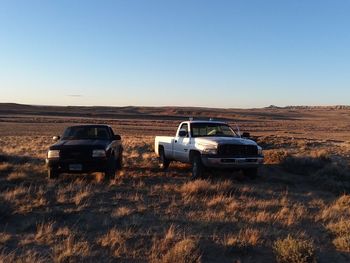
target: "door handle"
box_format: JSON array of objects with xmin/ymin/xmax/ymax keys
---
[{"xmin": 175, "ymin": 140, "xmax": 177, "ymax": 143}]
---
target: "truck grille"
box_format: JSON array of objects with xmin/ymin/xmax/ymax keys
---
[
  {"xmin": 60, "ymin": 149, "xmax": 92, "ymax": 161},
  {"xmin": 218, "ymin": 144, "xmax": 258, "ymax": 157}
]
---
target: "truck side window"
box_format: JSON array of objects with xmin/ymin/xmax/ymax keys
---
[
  {"xmin": 109, "ymin": 127, "xmax": 115, "ymax": 137},
  {"xmin": 179, "ymin": 124, "xmax": 188, "ymax": 137}
]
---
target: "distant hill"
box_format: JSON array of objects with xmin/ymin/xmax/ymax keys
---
[{"xmin": 0, "ymin": 103, "xmax": 349, "ymax": 122}]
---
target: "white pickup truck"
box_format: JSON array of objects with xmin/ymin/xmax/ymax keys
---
[{"xmin": 155, "ymin": 120, "xmax": 264, "ymax": 179}]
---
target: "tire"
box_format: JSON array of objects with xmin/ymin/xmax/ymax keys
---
[
  {"xmin": 105, "ymin": 157, "xmax": 116, "ymax": 180},
  {"xmin": 48, "ymin": 168, "xmax": 58, "ymax": 179},
  {"xmin": 243, "ymin": 168, "xmax": 258, "ymax": 179},
  {"xmin": 191, "ymin": 154, "xmax": 203, "ymax": 180},
  {"xmin": 159, "ymin": 148, "xmax": 170, "ymax": 170}
]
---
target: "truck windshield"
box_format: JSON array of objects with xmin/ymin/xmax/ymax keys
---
[
  {"xmin": 191, "ymin": 123, "xmax": 238, "ymax": 137},
  {"xmin": 62, "ymin": 126, "xmax": 110, "ymax": 140}
]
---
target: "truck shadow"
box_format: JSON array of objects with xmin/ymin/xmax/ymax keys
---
[{"xmin": 0, "ymin": 153, "xmax": 44, "ymax": 165}]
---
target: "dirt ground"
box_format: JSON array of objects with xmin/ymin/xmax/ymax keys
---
[{"xmin": 0, "ymin": 106, "xmax": 349, "ymax": 262}]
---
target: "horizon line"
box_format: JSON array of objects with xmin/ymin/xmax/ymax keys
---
[{"xmin": 0, "ymin": 102, "xmax": 349, "ymax": 110}]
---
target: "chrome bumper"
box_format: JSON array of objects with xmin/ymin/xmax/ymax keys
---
[{"xmin": 201, "ymin": 156, "xmax": 264, "ymax": 169}]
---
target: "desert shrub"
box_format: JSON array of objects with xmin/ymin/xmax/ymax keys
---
[
  {"xmin": 281, "ymin": 152, "xmax": 350, "ymax": 193},
  {"xmin": 273, "ymin": 235, "xmax": 316, "ymax": 263},
  {"xmin": 332, "ymin": 234, "xmax": 350, "ymax": 252},
  {"xmin": 281, "ymin": 154, "xmax": 331, "ymax": 176},
  {"xmin": 326, "ymin": 219, "xmax": 350, "ymax": 252},
  {"xmin": 311, "ymin": 162, "xmax": 350, "ymax": 193},
  {"xmin": 264, "ymin": 150, "xmax": 288, "ymax": 164}
]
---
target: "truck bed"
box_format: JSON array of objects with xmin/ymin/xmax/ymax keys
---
[{"xmin": 155, "ymin": 136, "xmax": 175, "ymax": 158}]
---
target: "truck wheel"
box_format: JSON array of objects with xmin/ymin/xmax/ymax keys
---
[
  {"xmin": 105, "ymin": 157, "xmax": 116, "ymax": 180},
  {"xmin": 191, "ymin": 154, "xmax": 203, "ymax": 180},
  {"xmin": 243, "ymin": 168, "xmax": 258, "ymax": 179},
  {"xmin": 159, "ymin": 148, "xmax": 170, "ymax": 170},
  {"xmin": 48, "ymin": 168, "xmax": 58, "ymax": 179}
]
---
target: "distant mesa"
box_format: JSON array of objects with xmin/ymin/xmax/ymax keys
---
[
  {"xmin": 265, "ymin": 104, "xmax": 350, "ymax": 110},
  {"xmin": 266, "ymin": 105, "xmax": 281, "ymax": 109}
]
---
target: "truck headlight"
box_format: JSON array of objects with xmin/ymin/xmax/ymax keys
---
[
  {"xmin": 202, "ymin": 147, "xmax": 218, "ymax": 155},
  {"xmin": 47, "ymin": 150, "xmax": 60, "ymax": 159},
  {"xmin": 92, "ymin": 149, "xmax": 106, "ymax": 158},
  {"xmin": 257, "ymin": 146, "xmax": 263, "ymax": 155},
  {"xmin": 197, "ymin": 144, "xmax": 218, "ymax": 155}
]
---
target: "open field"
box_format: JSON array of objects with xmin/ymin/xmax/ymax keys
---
[{"xmin": 0, "ymin": 104, "xmax": 350, "ymax": 262}]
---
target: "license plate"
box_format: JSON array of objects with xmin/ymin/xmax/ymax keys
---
[{"xmin": 69, "ymin": 164, "xmax": 82, "ymax": 171}]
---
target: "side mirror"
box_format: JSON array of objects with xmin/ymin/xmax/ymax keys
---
[
  {"xmin": 241, "ymin": 132, "xmax": 250, "ymax": 138},
  {"xmin": 114, "ymin": 134, "xmax": 121, "ymax": 140},
  {"xmin": 53, "ymin": 136, "xmax": 60, "ymax": 141}
]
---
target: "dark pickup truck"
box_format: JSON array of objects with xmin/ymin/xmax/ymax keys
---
[{"xmin": 45, "ymin": 124, "xmax": 123, "ymax": 179}]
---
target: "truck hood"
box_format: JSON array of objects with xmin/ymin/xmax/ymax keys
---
[
  {"xmin": 194, "ymin": 137, "xmax": 257, "ymax": 147},
  {"xmin": 50, "ymin": 139, "xmax": 110, "ymax": 150}
]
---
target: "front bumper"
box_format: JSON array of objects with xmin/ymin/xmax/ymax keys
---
[
  {"xmin": 45, "ymin": 158, "xmax": 108, "ymax": 173},
  {"xmin": 201, "ymin": 155, "xmax": 264, "ymax": 169}
]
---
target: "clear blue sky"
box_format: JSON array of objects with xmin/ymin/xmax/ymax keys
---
[{"xmin": 1, "ymin": 0, "xmax": 349, "ymax": 108}]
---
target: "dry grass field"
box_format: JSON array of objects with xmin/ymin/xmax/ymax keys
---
[{"xmin": 0, "ymin": 104, "xmax": 350, "ymax": 262}]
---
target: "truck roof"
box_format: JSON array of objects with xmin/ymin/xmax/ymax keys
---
[
  {"xmin": 182, "ymin": 120, "xmax": 227, "ymax": 124},
  {"xmin": 66, "ymin": 124, "xmax": 112, "ymax": 128}
]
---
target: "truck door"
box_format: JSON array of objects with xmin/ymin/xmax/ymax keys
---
[{"xmin": 173, "ymin": 123, "xmax": 190, "ymax": 162}]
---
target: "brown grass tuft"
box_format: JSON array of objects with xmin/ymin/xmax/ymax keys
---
[
  {"xmin": 224, "ymin": 228, "xmax": 261, "ymax": 250},
  {"xmin": 0, "ymin": 232, "xmax": 11, "ymax": 244},
  {"xmin": 35, "ymin": 221, "xmax": 55, "ymax": 244},
  {"xmin": 112, "ymin": 206, "xmax": 134, "ymax": 218},
  {"xmin": 150, "ymin": 225, "xmax": 201, "ymax": 263},
  {"xmin": 179, "ymin": 179, "xmax": 233, "ymax": 198},
  {"xmin": 53, "ymin": 234, "xmax": 91, "ymax": 263},
  {"xmin": 7, "ymin": 171, "xmax": 27, "ymax": 181},
  {"xmin": 97, "ymin": 228, "xmax": 131, "ymax": 257},
  {"xmin": 159, "ymin": 238, "xmax": 201, "ymax": 263}
]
